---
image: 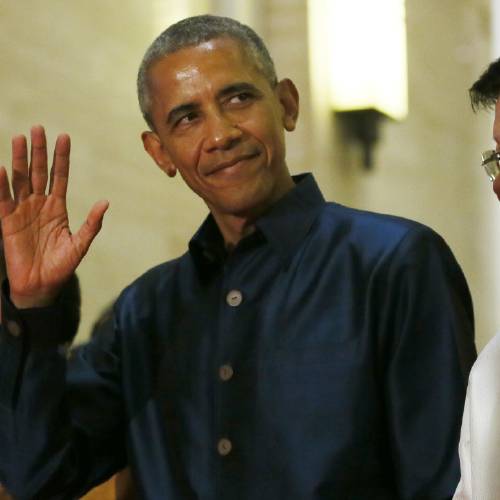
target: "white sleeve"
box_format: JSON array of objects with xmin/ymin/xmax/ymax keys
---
[
  {"xmin": 454, "ymin": 333, "xmax": 500, "ymax": 500},
  {"xmin": 453, "ymin": 386, "xmax": 472, "ymax": 499}
]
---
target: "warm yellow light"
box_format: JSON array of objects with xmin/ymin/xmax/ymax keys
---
[
  {"xmin": 309, "ymin": 0, "xmax": 408, "ymax": 121},
  {"xmin": 153, "ymin": 0, "xmax": 210, "ymax": 33}
]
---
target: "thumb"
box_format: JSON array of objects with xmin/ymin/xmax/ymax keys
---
[{"xmin": 74, "ymin": 199, "xmax": 109, "ymax": 257}]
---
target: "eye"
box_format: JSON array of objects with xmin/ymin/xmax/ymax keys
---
[
  {"xmin": 228, "ymin": 92, "xmax": 253, "ymax": 105},
  {"xmin": 176, "ymin": 111, "xmax": 199, "ymax": 127}
]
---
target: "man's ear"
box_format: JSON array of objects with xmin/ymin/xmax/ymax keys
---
[
  {"xmin": 276, "ymin": 78, "xmax": 299, "ymax": 132},
  {"xmin": 141, "ymin": 131, "xmax": 177, "ymax": 177}
]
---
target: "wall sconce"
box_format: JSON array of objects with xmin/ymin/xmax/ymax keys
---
[{"xmin": 309, "ymin": 0, "xmax": 408, "ymax": 169}]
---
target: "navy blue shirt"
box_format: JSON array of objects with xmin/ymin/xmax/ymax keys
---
[{"xmin": 0, "ymin": 174, "xmax": 476, "ymax": 499}]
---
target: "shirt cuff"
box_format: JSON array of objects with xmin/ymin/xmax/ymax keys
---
[{"xmin": 1, "ymin": 278, "xmax": 79, "ymax": 349}]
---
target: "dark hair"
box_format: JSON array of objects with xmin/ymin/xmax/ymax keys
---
[
  {"xmin": 470, "ymin": 57, "xmax": 500, "ymax": 112},
  {"xmin": 137, "ymin": 14, "xmax": 277, "ymax": 130}
]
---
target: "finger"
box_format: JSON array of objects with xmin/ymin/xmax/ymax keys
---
[
  {"xmin": 11, "ymin": 134, "xmax": 30, "ymax": 202},
  {"xmin": 50, "ymin": 134, "xmax": 71, "ymax": 198},
  {"xmin": 29, "ymin": 125, "xmax": 49, "ymax": 195},
  {"xmin": 0, "ymin": 166, "xmax": 15, "ymax": 218},
  {"xmin": 73, "ymin": 200, "xmax": 109, "ymax": 256}
]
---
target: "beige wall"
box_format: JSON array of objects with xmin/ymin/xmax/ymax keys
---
[{"xmin": 0, "ymin": 0, "xmax": 496, "ymax": 349}]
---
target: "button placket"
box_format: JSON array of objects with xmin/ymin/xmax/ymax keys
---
[{"xmin": 216, "ymin": 272, "xmax": 244, "ymax": 474}]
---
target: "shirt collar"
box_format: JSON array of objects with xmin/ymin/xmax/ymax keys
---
[
  {"xmin": 255, "ymin": 173, "xmax": 325, "ymax": 267},
  {"xmin": 189, "ymin": 173, "xmax": 325, "ymax": 273}
]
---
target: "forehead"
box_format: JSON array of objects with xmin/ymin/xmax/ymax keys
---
[{"xmin": 147, "ymin": 38, "xmax": 267, "ymax": 102}]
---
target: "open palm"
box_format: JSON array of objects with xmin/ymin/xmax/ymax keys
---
[{"xmin": 0, "ymin": 126, "xmax": 108, "ymax": 308}]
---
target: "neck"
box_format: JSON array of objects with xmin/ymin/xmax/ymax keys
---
[
  {"xmin": 211, "ymin": 213, "xmax": 257, "ymax": 251},
  {"xmin": 210, "ymin": 175, "xmax": 295, "ymax": 250}
]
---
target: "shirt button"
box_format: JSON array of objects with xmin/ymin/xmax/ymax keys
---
[
  {"xmin": 6, "ymin": 320, "xmax": 22, "ymax": 338},
  {"xmin": 226, "ymin": 289, "xmax": 243, "ymax": 307},
  {"xmin": 217, "ymin": 438, "xmax": 233, "ymax": 456},
  {"xmin": 219, "ymin": 364, "xmax": 234, "ymax": 382}
]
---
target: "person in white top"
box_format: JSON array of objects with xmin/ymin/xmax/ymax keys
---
[{"xmin": 455, "ymin": 57, "xmax": 500, "ymax": 499}]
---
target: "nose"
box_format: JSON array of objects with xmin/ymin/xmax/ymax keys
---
[{"xmin": 203, "ymin": 110, "xmax": 242, "ymax": 152}]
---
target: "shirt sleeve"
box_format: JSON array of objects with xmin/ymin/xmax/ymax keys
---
[
  {"xmin": 0, "ymin": 282, "xmax": 126, "ymax": 499},
  {"xmin": 454, "ymin": 333, "xmax": 500, "ymax": 499},
  {"xmin": 381, "ymin": 226, "xmax": 476, "ymax": 500}
]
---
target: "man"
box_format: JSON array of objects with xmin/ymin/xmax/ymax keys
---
[
  {"xmin": 454, "ymin": 57, "xmax": 500, "ymax": 500},
  {"xmin": 0, "ymin": 15, "xmax": 476, "ymax": 499}
]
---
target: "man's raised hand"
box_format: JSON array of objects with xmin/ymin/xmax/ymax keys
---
[{"xmin": 0, "ymin": 126, "xmax": 109, "ymax": 308}]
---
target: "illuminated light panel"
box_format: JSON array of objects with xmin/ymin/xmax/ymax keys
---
[{"xmin": 309, "ymin": 0, "xmax": 408, "ymax": 121}]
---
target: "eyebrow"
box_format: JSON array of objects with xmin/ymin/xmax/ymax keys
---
[{"xmin": 216, "ymin": 82, "xmax": 261, "ymax": 99}]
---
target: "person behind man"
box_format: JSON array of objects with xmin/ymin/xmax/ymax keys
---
[
  {"xmin": 0, "ymin": 15, "xmax": 476, "ymax": 499},
  {"xmin": 454, "ymin": 57, "xmax": 500, "ymax": 500}
]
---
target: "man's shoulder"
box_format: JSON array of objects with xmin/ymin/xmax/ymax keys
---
[
  {"xmin": 317, "ymin": 201, "xmax": 443, "ymax": 254},
  {"xmin": 138, "ymin": 253, "xmax": 190, "ymax": 282},
  {"xmin": 116, "ymin": 253, "xmax": 192, "ymax": 308},
  {"xmin": 322, "ymin": 201, "xmax": 426, "ymax": 230}
]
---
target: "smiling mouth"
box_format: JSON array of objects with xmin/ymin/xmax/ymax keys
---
[{"xmin": 209, "ymin": 152, "xmax": 260, "ymax": 175}]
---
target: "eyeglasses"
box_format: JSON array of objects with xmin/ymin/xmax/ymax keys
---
[{"xmin": 481, "ymin": 150, "xmax": 500, "ymax": 181}]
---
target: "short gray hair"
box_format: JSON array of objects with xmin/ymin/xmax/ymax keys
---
[{"xmin": 137, "ymin": 14, "xmax": 278, "ymax": 130}]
